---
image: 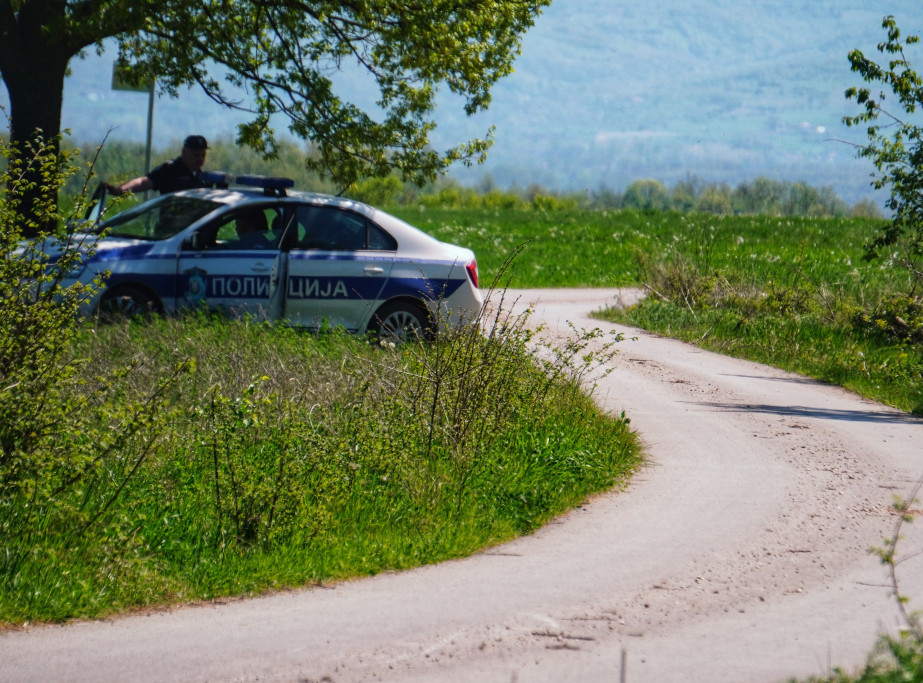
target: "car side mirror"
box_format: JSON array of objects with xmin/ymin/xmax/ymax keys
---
[{"xmin": 182, "ymin": 233, "xmax": 202, "ymax": 251}]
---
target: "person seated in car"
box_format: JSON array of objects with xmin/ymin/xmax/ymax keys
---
[{"xmin": 233, "ymin": 210, "xmax": 273, "ymax": 249}]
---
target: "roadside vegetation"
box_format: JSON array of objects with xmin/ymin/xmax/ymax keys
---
[
  {"xmin": 1, "ymin": 307, "xmax": 638, "ymax": 623},
  {"xmin": 0, "ymin": 139, "xmax": 640, "ymax": 625},
  {"xmin": 593, "ymin": 212, "xmax": 923, "ymax": 413}
]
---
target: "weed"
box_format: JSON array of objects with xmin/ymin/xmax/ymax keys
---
[{"xmin": 799, "ymin": 479, "xmax": 923, "ymax": 682}]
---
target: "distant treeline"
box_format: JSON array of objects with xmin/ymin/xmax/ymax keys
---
[{"xmin": 66, "ymin": 136, "xmax": 882, "ymax": 218}]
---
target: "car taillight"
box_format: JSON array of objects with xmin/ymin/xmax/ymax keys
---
[{"xmin": 465, "ymin": 259, "xmax": 479, "ymax": 288}]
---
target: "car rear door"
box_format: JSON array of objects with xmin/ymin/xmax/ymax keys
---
[{"xmin": 283, "ymin": 204, "xmax": 396, "ymax": 331}]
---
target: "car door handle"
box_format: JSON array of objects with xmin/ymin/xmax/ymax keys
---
[
  {"xmin": 251, "ymin": 263, "xmax": 270, "ymax": 272},
  {"xmin": 364, "ymin": 266, "xmax": 384, "ymax": 275}
]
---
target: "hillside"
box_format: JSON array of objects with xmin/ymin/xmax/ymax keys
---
[{"xmin": 445, "ymin": 0, "xmax": 906, "ymax": 204}]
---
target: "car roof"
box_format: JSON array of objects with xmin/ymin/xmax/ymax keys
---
[{"xmin": 173, "ymin": 188, "xmax": 377, "ymax": 218}]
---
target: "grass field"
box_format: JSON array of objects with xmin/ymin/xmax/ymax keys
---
[
  {"xmin": 0, "ymin": 302, "xmax": 640, "ymax": 623},
  {"xmin": 5, "ymin": 203, "xmax": 922, "ymax": 634},
  {"xmin": 392, "ymin": 206, "xmax": 921, "ymax": 413},
  {"xmin": 392, "ymin": 206, "xmax": 889, "ymax": 289}
]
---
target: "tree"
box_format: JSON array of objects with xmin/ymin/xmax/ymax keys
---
[
  {"xmin": 622, "ymin": 179, "xmax": 669, "ymax": 212},
  {"xmin": 696, "ymin": 185, "xmax": 732, "ymax": 215},
  {"xmin": 0, "ymin": 0, "xmax": 550, "ymax": 235},
  {"xmin": 845, "ymin": 15, "xmax": 923, "ymax": 288},
  {"xmin": 731, "ymin": 177, "xmax": 783, "ymax": 216},
  {"xmin": 670, "ymin": 175, "xmax": 704, "ymax": 213}
]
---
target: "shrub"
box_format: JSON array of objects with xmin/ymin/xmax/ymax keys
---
[
  {"xmin": 853, "ymin": 295, "xmax": 923, "ymax": 344},
  {"xmin": 0, "ymin": 136, "xmax": 180, "ymax": 611}
]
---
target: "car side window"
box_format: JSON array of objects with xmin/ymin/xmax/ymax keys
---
[
  {"xmin": 106, "ymin": 196, "xmax": 222, "ymax": 241},
  {"xmin": 367, "ymin": 221, "xmax": 397, "ymax": 250},
  {"xmin": 294, "ymin": 206, "xmax": 396, "ymax": 251},
  {"xmin": 205, "ymin": 207, "xmax": 283, "ymax": 250}
]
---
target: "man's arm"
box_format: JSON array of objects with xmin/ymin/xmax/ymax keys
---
[{"xmin": 104, "ymin": 175, "xmax": 154, "ymax": 196}]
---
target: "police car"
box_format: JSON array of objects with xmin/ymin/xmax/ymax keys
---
[{"xmin": 67, "ymin": 173, "xmax": 483, "ymax": 340}]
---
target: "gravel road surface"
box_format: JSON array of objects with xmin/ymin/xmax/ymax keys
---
[{"xmin": 2, "ymin": 288, "xmax": 922, "ymax": 682}]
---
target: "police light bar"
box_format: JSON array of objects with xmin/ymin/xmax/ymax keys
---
[{"xmin": 201, "ymin": 171, "xmax": 295, "ymax": 192}]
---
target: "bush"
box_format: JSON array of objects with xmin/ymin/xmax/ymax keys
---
[
  {"xmin": 853, "ymin": 295, "xmax": 923, "ymax": 344},
  {"xmin": 346, "ymin": 175, "xmax": 404, "ymax": 206},
  {"xmin": 0, "ymin": 136, "xmax": 183, "ymax": 616}
]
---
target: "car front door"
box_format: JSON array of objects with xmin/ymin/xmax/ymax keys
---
[
  {"xmin": 176, "ymin": 205, "xmax": 286, "ymax": 320},
  {"xmin": 283, "ymin": 205, "xmax": 396, "ymax": 331}
]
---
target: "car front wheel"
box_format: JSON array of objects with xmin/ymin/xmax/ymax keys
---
[
  {"xmin": 368, "ymin": 301, "xmax": 432, "ymax": 342},
  {"xmin": 98, "ymin": 285, "xmax": 161, "ymax": 321}
]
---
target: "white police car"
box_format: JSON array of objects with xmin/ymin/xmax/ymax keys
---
[{"xmin": 67, "ymin": 173, "xmax": 483, "ymax": 340}]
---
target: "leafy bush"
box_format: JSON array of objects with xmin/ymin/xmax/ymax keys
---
[
  {"xmin": 853, "ymin": 295, "xmax": 923, "ymax": 344},
  {"xmin": 0, "ymin": 136, "xmax": 184, "ymax": 614},
  {"xmin": 845, "ymin": 16, "xmax": 923, "ymax": 293},
  {"xmin": 345, "ymin": 175, "xmax": 404, "ymax": 206},
  {"xmin": 532, "ymin": 193, "xmax": 578, "ymax": 212}
]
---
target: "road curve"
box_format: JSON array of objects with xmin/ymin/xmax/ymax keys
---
[{"xmin": 2, "ymin": 288, "xmax": 922, "ymax": 682}]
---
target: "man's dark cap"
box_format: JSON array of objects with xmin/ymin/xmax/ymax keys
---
[{"xmin": 183, "ymin": 135, "xmax": 209, "ymax": 150}]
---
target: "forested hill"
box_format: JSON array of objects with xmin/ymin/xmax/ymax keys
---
[
  {"xmin": 20, "ymin": 0, "xmax": 919, "ymax": 205},
  {"xmin": 445, "ymin": 0, "xmax": 909, "ymax": 205}
]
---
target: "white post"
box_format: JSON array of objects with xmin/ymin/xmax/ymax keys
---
[{"xmin": 112, "ymin": 63, "xmax": 156, "ymax": 201}]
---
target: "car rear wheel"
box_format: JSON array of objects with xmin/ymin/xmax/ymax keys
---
[
  {"xmin": 98, "ymin": 286, "xmax": 161, "ymax": 321},
  {"xmin": 368, "ymin": 301, "xmax": 432, "ymax": 343}
]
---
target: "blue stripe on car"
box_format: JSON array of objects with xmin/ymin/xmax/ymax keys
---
[{"xmin": 99, "ymin": 254, "xmax": 465, "ymax": 302}]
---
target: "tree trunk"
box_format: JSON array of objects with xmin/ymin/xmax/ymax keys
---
[
  {"xmin": 5, "ymin": 63, "xmax": 67, "ymax": 151},
  {"xmin": 0, "ymin": 3, "xmax": 73, "ymax": 237}
]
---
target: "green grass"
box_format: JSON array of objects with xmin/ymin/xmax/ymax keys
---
[
  {"xmin": 571, "ymin": 211, "xmax": 923, "ymax": 414},
  {"xmin": 609, "ymin": 300, "xmax": 923, "ymax": 414},
  {"xmin": 390, "ymin": 208, "xmax": 892, "ymax": 291},
  {"xmin": 0, "ymin": 309, "xmax": 640, "ymax": 623},
  {"xmin": 391, "ymin": 206, "xmax": 667, "ymax": 287}
]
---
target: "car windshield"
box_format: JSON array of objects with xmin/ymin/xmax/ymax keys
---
[{"xmin": 95, "ymin": 195, "xmax": 222, "ymax": 240}]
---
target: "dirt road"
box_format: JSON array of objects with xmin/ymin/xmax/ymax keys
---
[{"xmin": 2, "ymin": 288, "xmax": 922, "ymax": 682}]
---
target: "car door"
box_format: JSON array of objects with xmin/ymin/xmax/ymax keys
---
[
  {"xmin": 175, "ymin": 205, "xmax": 286, "ymax": 320},
  {"xmin": 283, "ymin": 204, "xmax": 396, "ymax": 331}
]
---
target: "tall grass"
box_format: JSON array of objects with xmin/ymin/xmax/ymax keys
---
[
  {"xmin": 591, "ymin": 212, "xmax": 923, "ymax": 414},
  {"xmin": 0, "ymin": 305, "xmax": 640, "ymax": 623}
]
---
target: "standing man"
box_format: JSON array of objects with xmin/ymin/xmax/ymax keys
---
[{"xmin": 105, "ymin": 135, "xmax": 210, "ymax": 196}]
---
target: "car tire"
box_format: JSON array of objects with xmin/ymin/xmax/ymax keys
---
[
  {"xmin": 368, "ymin": 301, "xmax": 432, "ymax": 342},
  {"xmin": 98, "ymin": 285, "xmax": 161, "ymax": 321}
]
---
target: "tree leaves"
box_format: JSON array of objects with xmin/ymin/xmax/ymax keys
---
[
  {"xmin": 844, "ymin": 15, "xmax": 923, "ymax": 285},
  {"xmin": 114, "ymin": 0, "xmax": 550, "ymax": 189},
  {"xmin": 1, "ymin": 0, "xmax": 549, "ymax": 218}
]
